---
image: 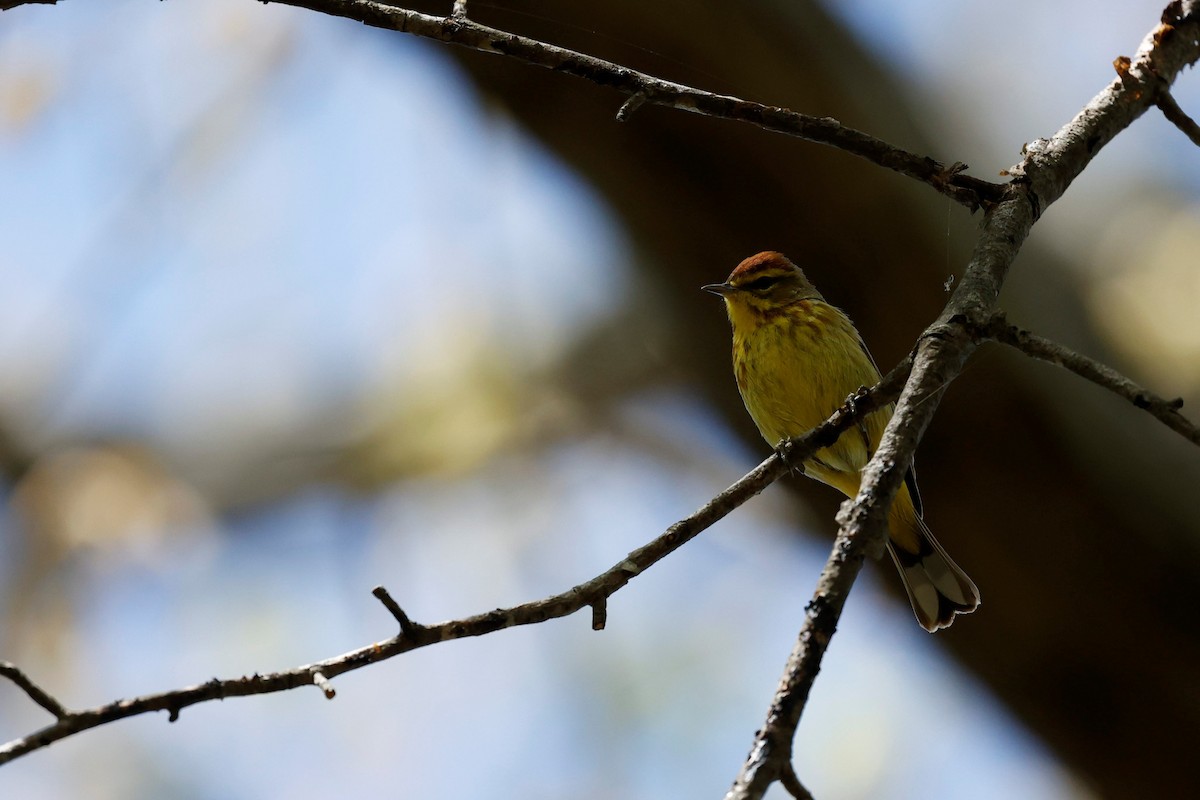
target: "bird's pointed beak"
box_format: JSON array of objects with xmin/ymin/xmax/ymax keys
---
[{"xmin": 702, "ymin": 282, "xmax": 735, "ymax": 297}]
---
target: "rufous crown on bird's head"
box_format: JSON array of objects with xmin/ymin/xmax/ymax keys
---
[
  {"xmin": 728, "ymin": 251, "xmax": 797, "ymax": 283},
  {"xmin": 703, "ymin": 251, "xmax": 821, "ymax": 303}
]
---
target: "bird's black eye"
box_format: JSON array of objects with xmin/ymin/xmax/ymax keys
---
[{"xmin": 741, "ymin": 274, "xmax": 780, "ymax": 293}]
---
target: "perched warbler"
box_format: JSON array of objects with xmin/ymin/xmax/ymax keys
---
[{"xmin": 705, "ymin": 251, "xmax": 979, "ymax": 632}]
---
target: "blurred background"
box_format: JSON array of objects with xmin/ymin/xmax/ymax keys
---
[{"xmin": 1, "ymin": 0, "xmax": 1199, "ymax": 797}]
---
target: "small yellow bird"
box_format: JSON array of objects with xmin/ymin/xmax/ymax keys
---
[{"xmin": 705, "ymin": 251, "xmax": 979, "ymax": 631}]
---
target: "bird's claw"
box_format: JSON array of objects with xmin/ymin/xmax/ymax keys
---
[
  {"xmin": 844, "ymin": 386, "xmax": 871, "ymax": 416},
  {"xmin": 776, "ymin": 439, "xmax": 806, "ymax": 477}
]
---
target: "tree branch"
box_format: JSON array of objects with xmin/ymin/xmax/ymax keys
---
[
  {"xmin": 979, "ymin": 313, "xmax": 1200, "ymax": 446},
  {"xmin": 779, "ymin": 762, "xmax": 815, "ymax": 800},
  {"xmin": 725, "ymin": 194, "xmax": 1035, "ymax": 799},
  {"xmin": 0, "ymin": 0, "xmax": 59, "ymax": 10},
  {"xmin": 0, "ymin": 362, "xmax": 910, "ymax": 767},
  {"xmin": 1156, "ymin": 89, "xmax": 1200, "ymax": 147},
  {"xmin": 726, "ymin": 3, "xmax": 1200, "ymax": 796},
  {"xmin": 0, "ymin": 663, "xmax": 69, "ymax": 720},
  {"xmin": 265, "ymin": 0, "xmax": 1003, "ymax": 210}
]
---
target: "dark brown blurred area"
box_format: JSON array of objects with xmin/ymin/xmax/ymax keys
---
[{"xmin": 411, "ymin": 1, "xmax": 1200, "ymax": 796}]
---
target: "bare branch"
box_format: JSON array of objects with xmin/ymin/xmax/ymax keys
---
[
  {"xmin": 266, "ymin": 0, "xmax": 1003, "ymax": 210},
  {"xmin": 0, "ymin": 0, "xmax": 59, "ymax": 10},
  {"xmin": 1118, "ymin": 44, "xmax": 1200, "ymax": 148},
  {"xmin": 724, "ymin": 219, "xmax": 1029, "ymax": 797},
  {"xmin": 589, "ymin": 598, "xmax": 608, "ymax": 631},
  {"xmin": 371, "ymin": 585, "xmax": 423, "ymax": 638},
  {"xmin": 615, "ymin": 92, "xmax": 647, "ymax": 122},
  {"xmin": 779, "ymin": 762, "xmax": 814, "ymax": 800},
  {"xmin": 1011, "ymin": 1, "xmax": 1200, "ymax": 213},
  {"xmin": 727, "ymin": 3, "xmax": 1200, "ymax": 796},
  {"xmin": 0, "ymin": 364, "xmax": 909, "ymax": 767},
  {"xmin": 1156, "ymin": 89, "xmax": 1200, "ymax": 147},
  {"xmin": 0, "ymin": 662, "xmax": 69, "ymax": 720},
  {"xmin": 980, "ymin": 314, "xmax": 1200, "ymax": 446},
  {"xmin": 311, "ymin": 671, "xmax": 337, "ymax": 699}
]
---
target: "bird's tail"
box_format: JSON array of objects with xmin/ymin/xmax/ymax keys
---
[{"xmin": 887, "ymin": 513, "xmax": 980, "ymax": 633}]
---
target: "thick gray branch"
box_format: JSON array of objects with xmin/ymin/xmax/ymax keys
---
[
  {"xmin": 724, "ymin": 195, "xmax": 1034, "ymax": 799},
  {"xmin": 726, "ymin": 3, "xmax": 1200, "ymax": 796}
]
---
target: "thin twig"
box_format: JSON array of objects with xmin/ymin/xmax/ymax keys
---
[
  {"xmin": 311, "ymin": 671, "xmax": 337, "ymax": 699},
  {"xmin": 0, "ymin": 366, "xmax": 909, "ymax": 767},
  {"xmin": 1156, "ymin": 89, "xmax": 1200, "ymax": 146},
  {"xmin": 0, "ymin": 0, "xmax": 59, "ymax": 10},
  {"xmin": 0, "ymin": 662, "xmax": 69, "ymax": 720},
  {"xmin": 267, "ymin": 0, "xmax": 1003, "ymax": 210},
  {"xmin": 980, "ymin": 313, "xmax": 1200, "ymax": 446},
  {"xmin": 589, "ymin": 598, "xmax": 608, "ymax": 631},
  {"xmin": 779, "ymin": 761, "xmax": 814, "ymax": 800},
  {"xmin": 372, "ymin": 585, "xmax": 422, "ymax": 638},
  {"xmin": 615, "ymin": 92, "xmax": 646, "ymax": 122}
]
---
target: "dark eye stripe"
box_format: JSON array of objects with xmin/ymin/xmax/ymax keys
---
[{"xmin": 741, "ymin": 274, "xmax": 780, "ymax": 292}]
